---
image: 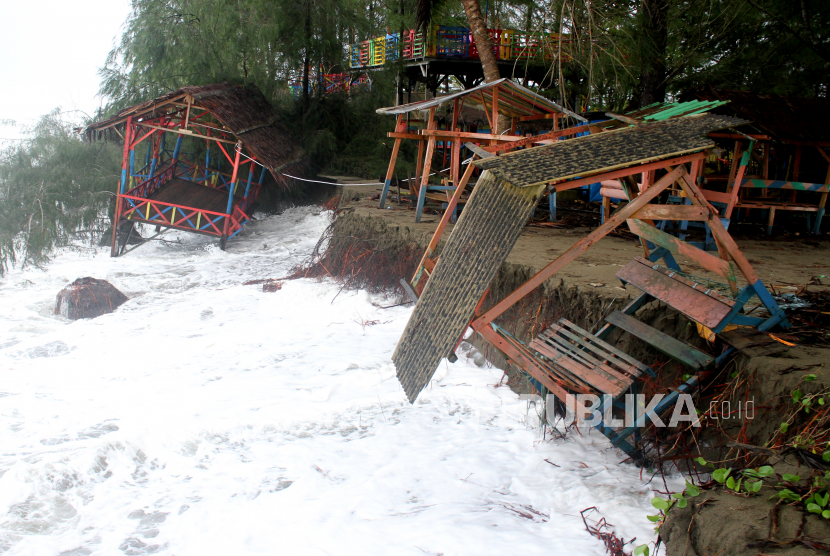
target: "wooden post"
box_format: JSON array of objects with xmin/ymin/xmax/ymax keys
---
[
  {"xmin": 416, "ymin": 108, "xmax": 437, "ymax": 223},
  {"xmin": 243, "ymin": 163, "xmax": 255, "ymax": 200},
  {"xmin": 414, "ymin": 138, "xmax": 425, "ymax": 196},
  {"xmin": 221, "ymin": 142, "xmax": 242, "ymax": 249},
  {"xmin": 205, "ymin": 132, "xmax": 211, "ymax": 184},
  {"xmin": 726, "ymin": 141, "xmax": 742, "ymax": 194},
  {"xmin": 793, "ymin": 145, "xmax": 802, "ymax": 181},
  {"xmin": 171, "ymin": 134, "xmax": 184, "ymax": 173},
  {"xmin": 815, "ymin": 147, "xmax": 830, "ymax": 234},
  {"xmin": 725, "ymin": 140, "xmax": 755, "ymax": 220},
  {"xmin": 766, "ymin": 207, "xmax": 776, "ymax": 235},
  {"xmin": 379, "ymin": 114, "xmax": 405, "ymax": 208},
  {"xmin": 412, "ymin": 161, "xmax": 477, "ymax": 290},
  {"xmin": 479, "ymin": 92, "xmax": 494, "ymax": 130},
  {"xmin": 112, "ymin": 116, "xmax": 133, "ymax": 257},
  {"xmin": 149, "ymin": 130, "xmax": 161, "ymax": 178},
  {"xmin": 792, "ymin": 145, "xmax": 802, "ymax": 204},
  {"xmin": 491, "ymin": 85, "xmax": 499, "ymax": 142}
]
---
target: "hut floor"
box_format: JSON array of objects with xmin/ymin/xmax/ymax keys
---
[{"xmin": 149, "ymin": 178, "xmax": 245, "ymax": 215}]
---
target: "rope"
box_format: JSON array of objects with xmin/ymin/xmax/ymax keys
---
[{"xmin": 235, "ymin": 143, "xmax": 475, "ymax": 187}]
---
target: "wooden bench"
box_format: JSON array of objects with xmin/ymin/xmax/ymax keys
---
[
  {"xmin": 605, "ymin": 310, "xmax": 714, "ymax": 370},
  {"xmin": 616, "ymin": 257, "xmax": 736, "ymax": 330},
  {"xmin": 528, "ymin": 319, "xmax": 649, "ymax": 399}
]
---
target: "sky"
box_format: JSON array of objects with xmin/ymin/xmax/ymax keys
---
[{"xmin": 0, "ymin": 0, "xmax": 132, "ymax": 142}]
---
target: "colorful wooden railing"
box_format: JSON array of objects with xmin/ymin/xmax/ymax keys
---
[
  {"xmin": 349, "ymin": 26, "xmax": 569, "ymax": 69},
  {"xmin": 117, "ymin": 163, "xmax": 261, "ymax": 238},
  {"xmin": 120, "ymin": 195, "xmax": 228, "ymax": 236},
  {"xmin": 123, "ymin": 165, "xmax": 176, "ymax": 201}
]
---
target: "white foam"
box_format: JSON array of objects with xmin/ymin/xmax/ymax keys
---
[{"xmin": 0, "ymin": 207, "xmax": 680, "ymax": 555}]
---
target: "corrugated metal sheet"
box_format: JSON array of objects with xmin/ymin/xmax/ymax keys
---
[
  {"xmin": 376, "ymin": 78, "xmax": 587, "ymax": 122},
  {"xmin": 475, "ymin": 114, "xmax": 746, "ymax": 188},
  {"xmin": 392, "ymin": 172, "xmax": 544, "ymax": 402}
]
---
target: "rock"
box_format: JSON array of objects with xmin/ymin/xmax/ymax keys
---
[{"xmin": 55, "ymin": 278, "xmax": 128, "ymax": 320}]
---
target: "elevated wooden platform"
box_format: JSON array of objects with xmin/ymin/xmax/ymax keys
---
[{"xmin": 149, "ymin": 178, "xmax": 246, "ymax": 215}]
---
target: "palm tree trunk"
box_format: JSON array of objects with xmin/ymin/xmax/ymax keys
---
[
  {"xmin": 637, "ymin": 0, "xmax": 669, "ymax": 107},
  {"xmin": 461, "ymin": 0, "xmax": 507, "ymax": 131},
  {"xmin": 461, "ymin": 0, "xmax": 500, "ymax": 83}
]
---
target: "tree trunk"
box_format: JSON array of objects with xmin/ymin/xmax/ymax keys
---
[
  {"xmin": 637, "ymin": 0, "xmax": 669, "ymax": 107},
  {"xmin": 460, "ymin": 0, "xmax": 506, "ymax": 130},
  {"xmin": 302, "ymin": 3, "xmax": 311, "ymax": 113},
  {"xmin": 461, "ymin": 0, "xmax": 500, "ymax": 83}
]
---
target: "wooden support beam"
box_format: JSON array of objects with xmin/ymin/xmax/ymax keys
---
[
  {"xmin": 412, "ymin": 162, "xmax": 477, "ymax": 289},
  {"xmin": 475, "ymin": 166, "xmax": 687, "ymax": 326},
  {"xmin": 482, "ymin": 123, "xmax": 593, "ymax": 152},
  {"xmin": 627, "ymin": 219, "xmax": 737, "ymax": 287},
  {"xmin": 415, "ymin": 130, "xmax": 524, "ymax": 141},
  {"xmin": 632, "ymin": 205, "xmax": 711, "ymax": 221},
  {"xmin": 491, "ymin": 85, "xmax": 499, "ymax": 134},
  {"xmin": 416, "ymin": 108, "xmax": 437, "ymax": 223},
  {"xmin": 479, "ymin": 91, "xmax": 494, "ymax": 130},
  {"xmin": 464, "ymin": 142, "xmax": 495, "ymax": 159},
  {"xmin": 379, "ymin": 115, "xmax": 405, "ymax": 208},
  {"xmin": 551, "ymin": 152, "xmax": 706, "ymax": 193}
]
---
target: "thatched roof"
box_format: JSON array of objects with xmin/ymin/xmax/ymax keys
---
[
  {"xmin": 475, "ymin": 114, "xmax": 747, "ymax": 188},
  {"xmin": 86, "ymin": 83, "xmax": 308, "ymax": 184}
]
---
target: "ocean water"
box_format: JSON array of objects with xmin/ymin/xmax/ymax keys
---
[{"xmin": 0, "ymin": 207, "xmax": 679, "ymax": 555}]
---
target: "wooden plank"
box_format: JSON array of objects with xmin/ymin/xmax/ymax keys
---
[
  {"xmin": 536, "ymin": 328, "xmax": 635, "ymax": 384},
  {"xmin": 543, "ymin": 324, "xmax": 642, "ymax": 380},
  {"xmin": 626, "ymin": 219, "xmax": 737, "ymax": 285},
  {"xmin": 551, "ymin": 152, "xmax": 706, "ymax": 193},
  {"xmin": 632, "ymin": 205, "xmax": 710, "ymax": 221},
  {"xmin": 527, "ymin": 338, "xmax": 603, "ymax": 392},
  {"xmin": 483, "ymin": 123, "xmax": 593, "ymax": 152},
  {"xmin": 478, "ymin": 325, "xmax": 578, "ymax": 401},
  {"xmin": 739, "ymin": 178, "xmax": 829, "ymax": 193},
  {"xmin": 464, "ymin": 142, "xmax": 495, "ymax": 159},
  {"xmin": 559, "ymin": 319, "xmax": 650, "ymax": 373},
  {"xmin": 605, "ymin": 311, "xmax": 714, "ymax": 370},
  {"xmin": 529, "ymin": 337, "xmax": 629, "ymax": 397},
  {"xmin": 700, "ymin": 189, "xmax": 731, "ymax": 205},
  {"xmin": 706, "ymin": 216, "xmax": 760, "ymax": 285},
  {"xmin": 615, "ymin": 258, "xmax": 734, "ymax": 329},
  {"xmin": 418, "ymin": 129, "xmax": 523, "ymax": 141}
]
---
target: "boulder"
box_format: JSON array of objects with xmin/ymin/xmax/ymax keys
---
[{"xmin": 55, "ymin": 277, "xmax": 129, "ymax": 320}]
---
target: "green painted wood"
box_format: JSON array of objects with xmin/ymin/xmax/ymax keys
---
[
  {"xmin": 626, "ymin": 219, "xmax": 737, "ymax": 284},
  {"xmin": 605, "ymin": 310, "xmax": 714, "ymax": 370}
]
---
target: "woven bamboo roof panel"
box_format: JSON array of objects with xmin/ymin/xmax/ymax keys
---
[{"xmin": 475, "ymin": 114, "xmax": 747, "ymax": 188}]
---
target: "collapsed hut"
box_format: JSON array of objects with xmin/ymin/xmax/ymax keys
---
[
  {"xmin": 394, "ymin": 113, "xmax": 789, "ymax": 462},
  {"xmin": 86, "ymin": 83, "xmax": 307, "ymax": 255}
]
